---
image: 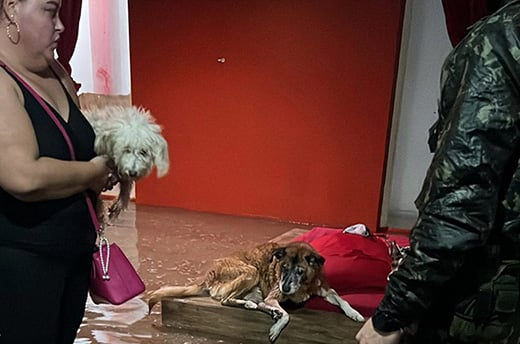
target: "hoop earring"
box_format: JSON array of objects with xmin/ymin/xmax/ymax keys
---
[{"xmin": 6, "ymin": 15, "xmax": 20, "ymax": 45}]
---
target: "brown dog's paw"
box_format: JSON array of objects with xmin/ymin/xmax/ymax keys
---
[
  {"xmin": 145, "ymin": 288, "xmax": 165, "ymax": 315},
  {"xmin": 271, "ymin": 309, "xmax": 283, "ymax": 321},
  {"xmin": 269, "ymin": 314, "xmax": 289, "ymax": 343},
  {"xmin": 348, "ymin": 310, "xmax": 366, "ymax": 322},
  {"xmin": 147, "ymin": 294, "xmax": 161, "ymax": 314}
]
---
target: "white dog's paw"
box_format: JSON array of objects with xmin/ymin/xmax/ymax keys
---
[
  {"xmin": 108, "ymin": 201, "xmax": 123, "ymax": 220},
  {"xmin": 269, "ymin": 314, "xmax": 289, "ymax": 343}
]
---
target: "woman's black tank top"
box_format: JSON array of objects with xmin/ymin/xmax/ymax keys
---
[{"xmin": 0, "ymin": 66, "xmax": 98, "ymax": 257}]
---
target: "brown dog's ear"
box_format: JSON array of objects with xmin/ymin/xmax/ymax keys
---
[
  {"xmin": 271, "ymin": 247, "xmax": 286, "ymax": 262},
  {"xmin": 306, "ymin": 253, "xmax": 325, "ymax": 268}
]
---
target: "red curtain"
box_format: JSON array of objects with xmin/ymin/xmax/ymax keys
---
[
  {"xmin": 441, "ymin": 0, "xmax": 501, "ymax": 46},
  {"xmin": 57, "ymin": 0, "xmax": 83, "ymax": 90}
]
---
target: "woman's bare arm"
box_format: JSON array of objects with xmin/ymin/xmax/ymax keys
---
[{"xmin": 0, "ymin": 68, "xmax": 109, "ymax": 202}]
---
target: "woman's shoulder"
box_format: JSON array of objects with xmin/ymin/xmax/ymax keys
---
[{"xmin": 0, "ymin": 66, "xmax": 24, "ymax": 104}]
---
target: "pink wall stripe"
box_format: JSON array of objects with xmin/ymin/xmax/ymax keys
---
[{"xmin": 88, "ymin": 0, "xmax": 113, "ymax": 94}]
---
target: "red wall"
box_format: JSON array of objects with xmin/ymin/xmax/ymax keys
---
[{"xmin": 128, "ymin": 1, "xmax": 405, "ymax": 229}]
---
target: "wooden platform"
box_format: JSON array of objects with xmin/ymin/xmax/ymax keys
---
[
  {"xmin": 159, "ymin": 227, "xmax": 363, "ymax": 343},
  {"xmin": 161, "ymin": 297, "xmax": 363, "ymax": 343}
]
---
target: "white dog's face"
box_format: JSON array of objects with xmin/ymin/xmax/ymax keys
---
[
  {"xmin": 115, "ymin": 145, "xmax": 155, "ymax": 179},
  {"xmin": 90, "ymin": 106, "xmax": 170, "ymax": 181},
  {"xmin": 108, "ymin": 124, "xmax": 169, "ymax": 181}
]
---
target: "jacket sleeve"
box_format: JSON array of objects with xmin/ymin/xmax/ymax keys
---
[{"xmin": 373, "ymin": 23, "xmax": 520, "ymax": 330}]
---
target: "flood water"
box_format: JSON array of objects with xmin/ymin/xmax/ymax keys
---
[{"xmin": 75, "ymin": 204, "xmax": 308, "ymax": 344}]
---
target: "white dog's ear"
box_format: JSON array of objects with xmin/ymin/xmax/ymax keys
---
[{"xmin": 153, "ymin": 135, "xmax": 170, "ymax": 178}]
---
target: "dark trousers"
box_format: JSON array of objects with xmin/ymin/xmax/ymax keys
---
[{"xmin": 0, "ymin": 246, "xmax": 91, "ymax": 344}]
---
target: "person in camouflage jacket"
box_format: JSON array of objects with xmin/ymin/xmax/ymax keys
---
[{"xmin": 356, "ymin": 0, "xmax": 520, "ymax": 343}]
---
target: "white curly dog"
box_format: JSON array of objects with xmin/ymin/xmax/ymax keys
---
[{"xmin": 84, "ymin": 105, "xmax": 170, "ymax": 223}]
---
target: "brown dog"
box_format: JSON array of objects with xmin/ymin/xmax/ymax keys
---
[{"xmin": 148, "ymin": 241, "xmax": 365, "ymax": 342}]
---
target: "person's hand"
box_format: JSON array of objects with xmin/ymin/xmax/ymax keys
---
[
  {"xmin": 355, "ymin": 317, "xmax": 402, "ymax": 344},
  {"xmin": 89, "ymin": 156, "xmax": 112, "ymax": 194}
]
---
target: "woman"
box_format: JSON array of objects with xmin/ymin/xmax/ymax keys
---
[{"xmin": 0, "ymin": 0, "xmax": 112, "ymax": 343}]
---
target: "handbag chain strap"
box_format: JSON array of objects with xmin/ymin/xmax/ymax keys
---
[{"xmin": 98, "ymin": 235, "xmax": 111, "ymax": 280}]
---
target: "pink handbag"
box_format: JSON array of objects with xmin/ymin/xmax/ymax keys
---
[
  {"xmin": 90, "ymin": 238, "xmax": 145, "ymax": 305},
  {"xmin": 0, "ymin": 61, "xmax": 146, "ymax": 305}
]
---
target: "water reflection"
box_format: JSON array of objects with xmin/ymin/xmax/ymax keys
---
[
  {"xmin": 76, "ymin": 297, "xmax": 150, "ymax": 344},
  {"xmin": 75, "ymin": 204, "xmax": 305, "ymax": 344},
  {"xmin": 85, "ymin": 296, "xmax": 148, "ymax": 326}
]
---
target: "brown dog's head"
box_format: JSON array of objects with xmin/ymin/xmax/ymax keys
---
[{"xmin": 271, "ymin": 241, "xmax": 325, "ymax": 295}]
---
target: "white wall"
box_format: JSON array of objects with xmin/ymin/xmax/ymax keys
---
[
  {"xmin": 382, "ymin": 0, "xmax": 453, "ymax": 229},
  {"xmin": 70, "ymin": 0, "xmax": 131, "ymax": 95},
  {"xmin": 70, "ymin": 0, "xmax": 132, "ymax": 199}
]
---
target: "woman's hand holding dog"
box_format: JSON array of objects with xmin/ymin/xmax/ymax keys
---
[{"xmin": 89, "ymin": 156, "xmax": 116, "ymax": 194}]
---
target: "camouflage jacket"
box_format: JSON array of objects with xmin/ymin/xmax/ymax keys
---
[{"xmin": 373, "ymin": 0, "xmax": 520, "ymax": 336}]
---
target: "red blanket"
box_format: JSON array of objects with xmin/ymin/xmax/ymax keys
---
[{"xmin": 292, "ymin": 227, "xmax": 409, "ymax": 317}]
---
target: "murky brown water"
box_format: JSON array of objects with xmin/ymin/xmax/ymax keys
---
[{"xmin": 75, "ymin": 204, "xmax": 309, "ymax": 344}]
